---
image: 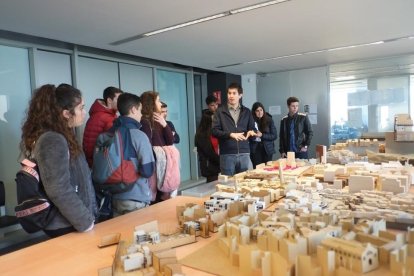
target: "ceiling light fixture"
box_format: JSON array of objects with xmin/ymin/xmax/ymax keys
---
[
  {"xmin": 143, "ymin": 13, "xmax": 229, "ymax": 37},
  {"xmin": 229, "ymin": 0, "xmax": 290, "ymax": 14},
  {"xmin": 217, "ymin": 35, "xmax": 413, "ymax": 68},
  {"xmin": 110, "ymin": 0, "xmax": 291, "ymax": 45},
  {"xmin": 142, "ymin": 0, "xmax": 290, "ymax": 37}
]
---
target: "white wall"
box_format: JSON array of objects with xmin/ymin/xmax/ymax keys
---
[
  {"xmin": 256, "ymin": 66, "xmax": 330, "ymax": 158},
  {"xmin": 241, "ymin": 74, "xmax": 257, "ymax": 109}
]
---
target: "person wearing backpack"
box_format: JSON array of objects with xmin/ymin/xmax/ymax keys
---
[
  {"xmin": 108, "ymin": 93, "xmax": 155, "ymax": 215},
  {"xmin": 83, "ymin": 87, "xmax": 123, "ymax": 168},
  {"xmin": 20, "ymin": 84, "xmax": 97, "ymax": 238}
]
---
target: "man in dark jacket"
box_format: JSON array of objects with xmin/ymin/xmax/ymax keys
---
[
  {"xmin": 212, "ymin": 83, "xmax": 256, "ymax": 176},
  {"xmin": 83, "ymin": 87, "xmax": 123, "ymax": 167},
  {"xmin": 205, "ymin": 94, "xmax": 219, "ymax": 114},
  {"xmin": 279, "ymin": 96, "xmax": 313, "ymax": 159}
]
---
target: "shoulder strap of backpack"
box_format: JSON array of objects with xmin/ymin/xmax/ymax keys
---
[
  {"xmin": 20, "ymin": 158, "xmax": 39, "ymax": 182},
  {"xmin": 114, "ymin": 130, "xmax": 125, "ymax": 160}
]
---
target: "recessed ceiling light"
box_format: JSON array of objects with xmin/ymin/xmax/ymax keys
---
[
  {"xmin": 143, "ymin": 13, "xmax": 229, "ymax": 37},
  {"xmin": 217, "ymin": 35, "xmax": 414, "ymax": 68},
  {"xmin": 229, "ymin": 0, "xmax": 290, "ymax": 14},
  {"xmin": 110, "ymin": 0, "xmax": 291, "ymax": 45}
]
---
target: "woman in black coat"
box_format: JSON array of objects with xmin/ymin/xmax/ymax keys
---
[
  {"xmin": 195, "ymin": 110, "xmax": 220, "ymax": 182},
  {"xmin": 250, "ymin": 102, "xmax": 277, "ymax": 168}
]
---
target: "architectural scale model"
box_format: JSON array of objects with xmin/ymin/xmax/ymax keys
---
[
  {"xmin": 329, "ymin": 138, "xmax": 380, "ymax": 157},
  {"xmin": 204, "ymin": 192, "xmax": 266, "ymax": 213},
  {"xmin": 175, "ymin": 203, "xmax": 210, "ymax": 238},
  {"xmin": 208, "ymin": 201, "xmax": 414, "ymax": 275},
  {"xmin": 178, "ymin": 152, "xmax": 414, "ymax": 275},
  {"xmin": 111, "ymin": 220, "xmax": 194, "ymax": 275},
  {"xmin": 114, "ymin": 242, "xmax": 185, "ymax": 276},
  {"xmin": 394, "ymin": 114, "xmax": 414, "ymax": 142}
]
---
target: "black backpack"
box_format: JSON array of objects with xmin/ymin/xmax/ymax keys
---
[{"xmin": 14, "ymin": 159, "xmax": 58, "ymax": 233}]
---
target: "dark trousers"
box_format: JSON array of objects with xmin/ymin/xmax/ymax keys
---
[
  {"xmin": 44, "ymin": 226, "xmax": 75, "ymax": 238},
  {"xmin": 206, "ymin": 175, "xmax": 218, "ymax": 183},
  {"xmin": 295, "ymin": 151, "xmax": 308, "ymax": 159},
  {"xmin": 250, "ymin": 143, "xmax": 272, "ymax": 168}
]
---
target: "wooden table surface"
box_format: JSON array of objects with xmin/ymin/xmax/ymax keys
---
[
  {"xmin": 3, "ymin": 189, "xmax": 413, "ymax": 276},
  {"xmin": 0, "ymin": 196, "xmax": 215, "ymax": 276}
]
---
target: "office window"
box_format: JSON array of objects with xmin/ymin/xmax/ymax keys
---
[
  {"xmin": 36, "ymin": 50, "xmax": 72, "ymax": 86},
  {"xmin": 77, "ymin": 56, "xmax": 119, "ymax": 110},
  {"xmin": 76, "ymin": 56, "xmax": 119, "ymax": 140},
  {"xmin": 156, "ymin": 69, "xmax": 191, "ymax": 182},
  {"xmin": 330, "ymin": 77, "xmax": 409, "ymax": 143},
  {"xmin": 0, "ymin": 45, "xmax": 31, "ymax": 213},
  {"xmin": 119, "ymin": 63, "xmax": 153, "ymax": 94},
  {"xmin": 330, "ymin": 56, "xmax": 412, "ymax": 144}
]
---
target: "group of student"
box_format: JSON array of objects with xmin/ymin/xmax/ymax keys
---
[
  {"xmin": 20, "ymin": 84, "xmax": 179, "ymax": 237},
  {"xmin": 195, "ymin": 83, "xmax": 313, "ymax": 183},
  {"xmin": 19, "ymin": 82, "xmax": 312, "ymax": 238}
]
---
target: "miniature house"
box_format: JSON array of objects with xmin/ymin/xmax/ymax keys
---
[
  {"xmin": 348, "ymin": 175, "xmax": 375, "ymax": 193},
  {"xmin": 321, "ymin": 238, "xmax": 379, "ymax": 273}
]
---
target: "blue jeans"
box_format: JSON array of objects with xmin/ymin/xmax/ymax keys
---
[{"xmin": 220, "ymin": 153, "xmax": 252, "ymax": 176}]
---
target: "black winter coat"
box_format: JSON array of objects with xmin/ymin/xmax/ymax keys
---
[
  {"xmin": 250, "ymin": 114, "xmax": 277, "ymax": 156},
  {"xmin": 195, "ymin": 133, "xmax": 220, "ymax": 177},
  {"xmin": 212, "ymin": 105, "xmax": 256, "ymax": 155}
]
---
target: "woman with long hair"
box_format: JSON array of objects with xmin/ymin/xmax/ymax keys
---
[
  {"xmin": 21, "ymin": 84, "xmax": 96, "ymax": 237},
  {"xmin": 195, "ymin": 110, "xmax": 220, "ymax": 183},
  {"xmin": 250, "ymin": 102, "xmax": 277, "ymax": 168},
  {"xmin": 140, "ymin": 91, "xmax": 175, "ymax": 202}
]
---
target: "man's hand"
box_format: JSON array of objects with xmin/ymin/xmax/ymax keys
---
[
  {"xmin": 256, "ymin": 131, "xmax": 262, "ymax": 137},
  {"xmin": 245, "ymin": 130, "xmax": 257, "ymax": 139},
  {"xmin": 300, "ymin": 146, "xmax": 308, "ymax": 152},
  {"xmin": 281, "ymin": 153, "xmax": 287, "ymax": 158},
  {"xmin": 153, "ymin": 112, "xmax": 167, "ymax": 127},
  {"xmin": 230, "ymin": 133, "xmax": 247, "ymax": 141}
]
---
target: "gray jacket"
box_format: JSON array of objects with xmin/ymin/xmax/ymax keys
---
[
  {"xmin": 34, "ymin": 132, "xmax": 96, "ymax": 232},
  {"xmin": 111, "ymin": 117, "xmax": 155, "ymax": 204}
]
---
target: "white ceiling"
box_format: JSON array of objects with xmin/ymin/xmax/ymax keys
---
[{"xmin": 1, "ymin": 0, "xmax": 414, "ymax": 75}]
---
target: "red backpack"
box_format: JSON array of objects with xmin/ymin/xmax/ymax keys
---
[{"xmin": 92, "ymin": 129, "xmax": 139, "ymax": 194}]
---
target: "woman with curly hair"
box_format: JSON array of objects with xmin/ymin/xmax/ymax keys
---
[
  {"xmin": 140, "ymin": 91, "xmax": 175, "ymax": 202},
  {"xmin": 140, "ymin": 91, "xmax": 174, "ymax": 146},
  {"xmin": 250, "ymin": 102, "xmax": 277, "ymax": 168},
  {"xmin": 21, "ymin": 84, "xmax": 96, "ymax": 237}
]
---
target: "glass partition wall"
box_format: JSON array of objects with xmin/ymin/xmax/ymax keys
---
[
  {"xmin": 329, "ymin": 55, "xmax": 414, "ymax": 144},
  {"xmin": 0, "ymin": 39, "xmax": 201, "ymax": 215},
  {"xmin": 0, "ymin": 45, "xmax": 32, "ymax": 216},
  {"xmin": 156, "ymin": 69, "xmax": 191, "ymax": 182}
]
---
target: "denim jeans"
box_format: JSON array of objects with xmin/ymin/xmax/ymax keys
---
[{"xmin": 220, "ymin": 153, "xmax": 252, "ymax": 176}]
